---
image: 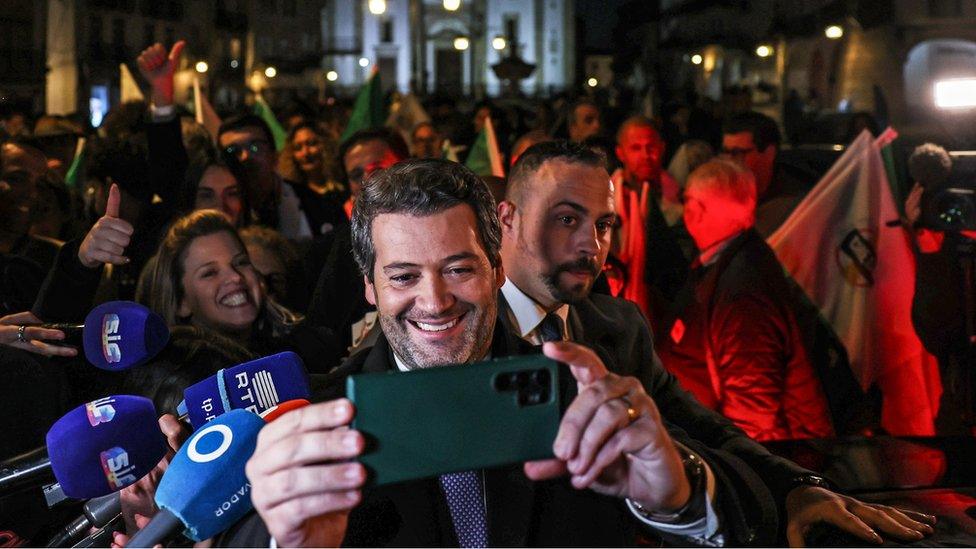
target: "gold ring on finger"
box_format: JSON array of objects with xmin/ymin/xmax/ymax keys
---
[{"xmin": 619, "ymin": 396, "xmax": 640, "ymax": 423}]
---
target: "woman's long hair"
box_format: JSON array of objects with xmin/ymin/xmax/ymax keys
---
[
  {"xmin": 279, "ymin": 121, "xmax": 344, "ymax": 194},
  {"xmin": 136, "ymin": 209, "xmax": 301, "ymax": 341}
]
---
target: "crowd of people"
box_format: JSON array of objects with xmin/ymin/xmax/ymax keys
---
[{"xmin": 0, "ymin": 39, "xmax": 950, "ymax": 546}]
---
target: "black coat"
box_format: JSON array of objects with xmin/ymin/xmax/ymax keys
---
[
  {"xmin": 499, "ymin": 289, "xmax": 814, "ymax": 543},
  {"xmin": 219, "ymin": 320, "xmax": 782, "ymax": 547}
]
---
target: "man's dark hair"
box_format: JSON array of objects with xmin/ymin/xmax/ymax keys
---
[
  {"xmin": 569, "ymin": 98, "xmax": 600, "ymax": 124},
  {"xmin": 87, "ymin": 134, "xmax": 153, "ymax": 202},
  {"xmin": 336, "ymin": 127, "xmax": 410, "ymax": 180},
  {"xmin": 217, "ymin": 114, "xmax": 276, "ymax": 149},
  {"xmin": 908, "ymin": 143, "xmax": 952, "ymax": 189},
  {"xmin": 506, "ymin": 140, "xmax": 606, "ymax": 205},
  {"xmin": 351, "ymin": 158, "xmax": 501, "ymax": 280},
  {"xmin": 722, "ymin": 111, "xmax": 781, "ymax": 152}
]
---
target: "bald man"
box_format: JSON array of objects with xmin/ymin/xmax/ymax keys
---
[{"xmin": 610, "ymin": 116, "xmax": 689, "ymax": 324}]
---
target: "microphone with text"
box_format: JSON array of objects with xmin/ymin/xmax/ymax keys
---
[
  {"xmin": 0, "ymin": 395, "xmax": 167, "ymax": 499},
  {"xmin": 177, "ymin": 351, "xmax": 310, "ymax": 429},
  {"xmin": 125, "ymin": 409, "xmax": 265, "ymax": 547},
  {"xmin": 39, "ymin": 301, "xmax": 169, "ymax": 371}
]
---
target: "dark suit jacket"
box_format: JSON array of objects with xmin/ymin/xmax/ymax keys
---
[
  {"xmin": 656, "ymin": 229, "xmax": 833, "ymax": 441},
  {"xmin": 499, "ymin": 289, "xmax": 814, "ymax": 544},
  {"xmin": 220, "ymin": 320, "xmax": 782, "ymax": 547}
]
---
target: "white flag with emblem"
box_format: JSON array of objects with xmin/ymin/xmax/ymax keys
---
[{"xmin": 767, "ymin": 130, "xmax": 940, "ymax": 435}]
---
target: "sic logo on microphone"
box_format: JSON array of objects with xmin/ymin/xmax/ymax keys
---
[
  {"xmin": 100, "ymin": 446, "xmax": 139, "ymax": 489},
  {"xmin": 86, "ymin": 397, "xmax": 117, "ymax": 426},
  {"xmin": 101, "ymin": 313, "xmax": 122, "ymax": 364}
]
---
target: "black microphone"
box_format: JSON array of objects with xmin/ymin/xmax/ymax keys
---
[
  {"xmin": 46, "ymin": 493, "xmax": 121, "ymax": 547},
  {"xmin": 0, "ymin": 446, "xmax": 54, "ymax": 496}
]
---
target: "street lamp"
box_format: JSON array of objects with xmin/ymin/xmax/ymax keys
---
[
  {"xmin": 825, "ymin": 25, "xmax": 843, "ymax": 39},
  {"xmin": 368, "ymin": 0, "xmax": 386, "ymax": 15},
  {"xmin": 195, "ymin": 61, "xmax": 209, "ymax": 73},
  {"xmin": 691, "ymin": 54, "xmax": 703, "ymax": 65},
  {"xmin": 443, "ymin": 0, "xmax": 460, "ymax": 11},
  {"xmin": 359, "ymin": 57, "xmax": 370, "ymax": 68},
  {"xmin": 587, "ymin": 77, "xmax": 598, "ymax": 88},
  {"xmin": 265, "ymin": 66, "xmax": 277, "ymax": 78},
  {"xmin": 326, "ymin": 70, "xmax": 339, "ymax": 82},
  {"xmin": 453, "ymin": 36, "xmax": 469, "ymax": 51},
  {"xmin": 755, "ymin": 45, "xmax": 773, "ymax": 58},
  {"xmin": 492, "ymin": 36, "xmax": 506, "ymax": 50}
]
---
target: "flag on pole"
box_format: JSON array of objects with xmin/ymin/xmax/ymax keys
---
[
  {"xmin": 464, "ymin": 117, "xmax": 505, "ymax": 178},
  {"xmin": 340, "ymin": 68, "xmax": 385, "ymax": 143},
  {"xmin": 252, "ymin": 94, "xmax": 287, "ymax": 151},
  {"xmin": 193, "ymin": 76, "xmax": 222, "ymax": 143},
  {"xmin": 767, "ymin": 130, "xmax": 941, "ymax": 435},
  {"xmin": 442, "ymin": 139, "xmax": 463, "ymax": 162},
  {"xmin": 385, "ymin": 92, "xmax": 430, "ymax": 144},
  {"xmin": 120, "ymin": 63, "xmax": 145, "ymax": 103},
  {"xmin": 64, "ymin": 137, "xmax": 86, "ymax": 188}
]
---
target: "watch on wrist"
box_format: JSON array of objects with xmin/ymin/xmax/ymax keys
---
[
  {"xmin": 630, "ymin": 445, "xmax": 707, "ymax": 524},
  {"xmin": 790, "ymin": 474, "xmax": 835, "ymax": 492}
]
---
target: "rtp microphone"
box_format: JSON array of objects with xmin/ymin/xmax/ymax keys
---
[
  {"xmin": 125, "ymin": 409, "xmax": 264, "ymax": 547},
  {"xmin": 178, "ymin": 351, "xmax": 310, "ymax": 429},
  {"xmin": 0, "ymin": 395, "xmax": 168, "ymax": 499},
  {"xmin": 81, "ymin": 301, "xmax": 170, "ymax": 371}
]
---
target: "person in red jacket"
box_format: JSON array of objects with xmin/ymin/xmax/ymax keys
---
[{"xmin": 657, "ymin": 158, "xmax": 833, "ymax": 441}]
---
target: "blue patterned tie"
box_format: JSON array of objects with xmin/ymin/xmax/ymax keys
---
[
  {"xmin": 438, "ymin": 471, "xmax": 488, "ymax": 547},
  {"xmin": 537, "ymin": 312, "xmax": 564, "ymax": 343}
]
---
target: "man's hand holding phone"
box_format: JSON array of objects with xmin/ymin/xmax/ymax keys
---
[
  {"xmin": 525, "ymin": 341, "xmax": 693, "ymax": 514},
  {"xmin": 246, "ymin": 399, "xmax": 366, "ymax": 548}
]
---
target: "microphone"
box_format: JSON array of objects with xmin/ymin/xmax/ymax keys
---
[
  {"xmin": 45, "ymin": 492, "xmax": 121, "ymax": 547},
  {"xmin": 125, "ymin": 409, "xmax": 264, "ymax": 547},
  {"xmin": 177, "ymin": 351, "xmax": 310, "ymax": 429},
  {"xmin": 80, "ymin": 301, "xmax": 169, "ymax": 371},
  {"xmin": 30, "ymin": 302, "xmax": 169, "ymax": 370},
  {"xmin": 259, "ymin": 398, "xmax": 311, "ymax": 422},
  {"xmin": 0, "ymin": 395, "xmax": 167, "ymax": 499}
]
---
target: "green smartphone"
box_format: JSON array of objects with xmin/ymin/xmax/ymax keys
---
[{"xmin": 347, "ymin": 354, "xmax": 567, "ymax": 486}]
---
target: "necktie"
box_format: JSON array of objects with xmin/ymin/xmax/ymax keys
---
[
  {"xmin": 439, "ymin": 471, "xmax": 488, "ymax": 547},
  {"xmin": 537, "ymin": 312, "xmax": 564, "ymax": 342}
]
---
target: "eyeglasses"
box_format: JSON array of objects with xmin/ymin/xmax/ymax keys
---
[
  {"xmin": 720, "ymin": 146, "xmax": 757, "ymax": 159},
  {"xmin": 223, "ymin": 139, "xmax": 271, "ymax": 159}
]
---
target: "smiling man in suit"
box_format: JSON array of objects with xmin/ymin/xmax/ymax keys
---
[
  {"xmin": 496, "ymin": 140, "xmax": 936, "ymax": 546},
  {"xmin": 226, "ymin": 158, "xmax": 787, "ymax": 547}
]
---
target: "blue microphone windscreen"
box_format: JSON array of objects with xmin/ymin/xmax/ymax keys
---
[
  {"xmin": 83, "ymin": 301, "xmax": 170, "ymax": 371},
  {"xmin": 155, "ymin": 409, "xmax": 264, "ymax": 541},
  {"xmin": 183, "ymin": 351, "xmax": 310, "ymax": 429},
  {"xmin": 47, "ymin": 395, "xmax": 168, "ymax": 499}
]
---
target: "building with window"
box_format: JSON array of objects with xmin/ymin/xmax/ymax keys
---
[
  {"xmin": 321, "ymin": 0, "xmax": 574, "ymax": 97},
  {"xmin": 43, "ymin": 0, "xmax": 326, "ymax": 123}
]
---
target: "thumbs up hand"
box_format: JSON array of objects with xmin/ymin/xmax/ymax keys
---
[
  {"xmin": 136, "ymin": 40, "xmax": 185, "ymax": 108},
  {"xmin": 79, "ymin": 184, "xmax": 135, "ymax": 269}
]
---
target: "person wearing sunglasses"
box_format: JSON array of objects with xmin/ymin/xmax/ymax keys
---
[
  {"xmin": 720, "ymin": 111, "xmax": 816, "ymax": 237},
  {"xmin": 217, "ymin": 114, "xmax": 322, "ymax": 241}
]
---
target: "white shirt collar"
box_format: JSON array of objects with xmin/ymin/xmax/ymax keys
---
[
  {"xmin": 697, "ymin": 229, "xmax": 746, "ymax": 267},
  {"xmin": 500, "ymin": 278, "xmax": 570, "ymax": 342}
]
